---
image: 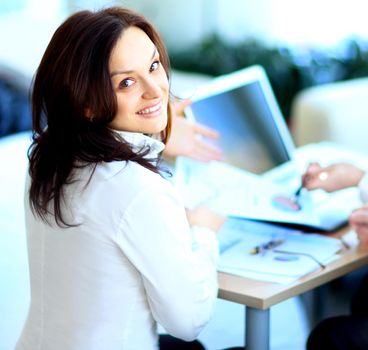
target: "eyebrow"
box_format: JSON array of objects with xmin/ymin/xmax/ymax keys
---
[{"xmin": 110, "ymin": 46, "xmax": 158, "ymax": 77}]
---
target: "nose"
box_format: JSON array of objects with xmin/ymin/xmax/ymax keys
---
[{"xmin": 141, "ymin": 77, "xmax": 162, "ymax": 99}]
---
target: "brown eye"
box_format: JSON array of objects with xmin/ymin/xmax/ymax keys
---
[
  {"xmin": 119, "ymin": 78, "xmax": 134, "ymax": 89},
  {"xmin": 150, "ymin": 61, "xmax": 160, "ymax": 72}
]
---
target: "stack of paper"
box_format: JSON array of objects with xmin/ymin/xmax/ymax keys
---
[
  {"xmin": 173, "ymin": 149, "xmax": 362, "ymax": 231},
  {"xmin": 217, "ymin": 219, "xmax": 343, "ymax": 284},
  {"xmin": 174, "ymin": 160, "xmax": 324, "ymax": 228}
]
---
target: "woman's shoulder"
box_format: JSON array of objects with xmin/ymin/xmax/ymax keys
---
[
  {"xmin": 101, "ymin": 158, "xmax": 162, "ymax": 182},
  {"xmin": 70, "ymin": 160, "xmax": 177, "ymax": 227},
  {"xmin": 93, "ymin": 159, "xmax": 174, "ymax": 199}
]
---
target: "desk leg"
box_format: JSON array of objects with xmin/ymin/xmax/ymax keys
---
[
  {"xmin": 245, "ymin": 306, "xmax": 270, "ymax": 350},
  {"xmin": 300, "ymin": 286, "xmax": 326, "ymax": 329}
]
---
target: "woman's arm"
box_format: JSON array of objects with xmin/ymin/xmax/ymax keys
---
[{"xmin": 115, "ymin": 181, "xmax": 219, "ymax": 341}]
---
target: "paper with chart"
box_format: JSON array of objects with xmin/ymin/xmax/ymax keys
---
[
  {"xmin": 216, "ymin": 219, "xmax": 343, "ymax": 284},
  {"xmin": 174, "ymin": 159, "xmax": 322, "ymax": 228}
]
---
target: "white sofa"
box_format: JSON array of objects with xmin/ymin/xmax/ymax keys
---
[{"xmin": 290, "ymin": 77, "xmax": 368, "ymax": 153}]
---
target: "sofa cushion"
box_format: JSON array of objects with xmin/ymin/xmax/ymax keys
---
[
  {"xmin": 290, "ymin": 77, "xmax": 368, "ymax": 152},
  {"xmin": 0, "ymin": 62, "xmax": 32, "ymax": 138}
]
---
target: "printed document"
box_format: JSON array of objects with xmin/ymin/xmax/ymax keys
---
[{"xmin": 217, "ymin": 219, "xmax": 343, "ymax": 284}]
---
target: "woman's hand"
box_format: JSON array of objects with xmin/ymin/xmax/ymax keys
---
[
  {"xmin": 302, "ymin": 162, "xmax": 365, "ymax": 192},
  {"xmin": 164, "ymin": 99, "xmax": 223, "ymax": 162},
  {"xmin": 186, "ymin": 206, "xmax": 226, "ymax": 233},
  {"xmin": 349, "ymin": 205, "xmax": 368, "ymax": 246}
]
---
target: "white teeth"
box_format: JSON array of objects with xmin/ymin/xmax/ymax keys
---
[{"xmin": 137, "ymin": 101, "xmax": 162, "ymax": 115}]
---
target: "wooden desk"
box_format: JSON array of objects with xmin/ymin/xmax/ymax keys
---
[{"xmin": 218, "ymin": 228, "xmax": 368, "ymax": 350}]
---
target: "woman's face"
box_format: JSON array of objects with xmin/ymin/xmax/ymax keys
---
[{"xmin": 108, "ymin": 26, "xmax": 169, "ymax": 134}]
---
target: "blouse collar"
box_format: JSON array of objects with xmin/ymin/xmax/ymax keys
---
[{"xmin": 113, "ymin": 130, "xmax": 165, "ymax": 159}]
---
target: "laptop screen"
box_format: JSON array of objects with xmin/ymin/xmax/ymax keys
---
[{"xmin": 185, "ymin": 65, "xmax": 295, "ymax": 174}]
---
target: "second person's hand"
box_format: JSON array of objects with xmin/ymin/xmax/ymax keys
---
[
  {"xmin": 302, "ymin": 162, "xmax": 365, "ymax": 193},
  {"xmin": 349, "ymin": 204, "xmax": 368, "ymax": 246},
  {"xmin": 163, "ymin": 99, "xmax": 223, "ymax": 162}
]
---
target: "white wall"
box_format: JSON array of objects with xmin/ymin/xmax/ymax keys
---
[
  {"xmin": 116, "ymin": 0, "xmax": 368, "ymax": 49},
  {"xmin": 122, "ymin": 0, "xmax": 212, "ymax": 49},
  {"xmin": 120, "ymin": 0, "xmax": 276, "ymax": 49},
  {"xmin": 269, "ymin": 0, "xmax": 368, "ymax": 47},
  {"xmin": 2, "ymin": 0, "xmax": 368, "ymax": 77},
  {"xmin": 0, "ymin": 0, "xmax": 66, "ymax": 78},
  {"xmin": 124, "ymin": 0, "xmax": 368, "ymax": 51},
  {"xmin": 66, "ymin": 0, "xmax": 277, "ymax": 49},
  {"xmin": 61, "ymin": 0, "xmax": 212, "ymax": 50}
]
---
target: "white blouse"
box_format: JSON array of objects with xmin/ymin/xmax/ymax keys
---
[{"xmin": 17, "ymin": 131, "xmax": 219, "ymax": 350}]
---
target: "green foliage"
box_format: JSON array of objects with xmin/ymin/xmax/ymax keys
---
[{"xmin": 169, "ymin": 35, "xmax": 368, "ymax": 123}]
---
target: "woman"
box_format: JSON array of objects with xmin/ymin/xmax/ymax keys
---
[{"xmin": 16, "ymin": 7, "xmax": 231, "ymax": 350}]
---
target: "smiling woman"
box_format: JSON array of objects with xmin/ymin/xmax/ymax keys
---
[
  {"xmin": 108, "ymin": 26, "xmax": 169, "ymax": 134},
  {"xmin": 15, "ymin": 6, "xmax": 230, "ymax": 350}
]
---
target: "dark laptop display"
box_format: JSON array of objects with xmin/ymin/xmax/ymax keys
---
[{"xmin": 185, "ymin": 65, "xmax": 294, "ymax": 174}]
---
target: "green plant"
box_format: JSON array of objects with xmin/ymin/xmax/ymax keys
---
[{"xmin": 169, "ymin": 35, "xmax": 368, "ymax": 123}]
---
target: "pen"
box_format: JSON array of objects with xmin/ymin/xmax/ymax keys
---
[
  {"xmin": 249, "ymin": 239, "xmax": 285, "ymax": 255},
  {"xmin": 294, "ymin": 183, "xmax": 303, "ymax": 198},
  {"xmin": 291, "ymin": 178, "xmax": 306, "ymax": 209}
]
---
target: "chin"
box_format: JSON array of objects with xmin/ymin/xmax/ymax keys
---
[{"xmin": 147, "ymin": 116, "xmax": 168, "ymax": 134}]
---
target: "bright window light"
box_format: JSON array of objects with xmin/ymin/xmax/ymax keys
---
[{"xmin": 271, "ymin": 0, "xmax": 368, "ymax": 46}]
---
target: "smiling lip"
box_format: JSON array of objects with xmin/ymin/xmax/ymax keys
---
[{"xmin": 136, "ymin": 100, "xmax": 163, "ymax": 118}]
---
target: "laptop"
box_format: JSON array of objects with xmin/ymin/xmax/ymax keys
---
[{"xmin": 174, "ymin": 65, "xmax": 364, "ymax": 232}]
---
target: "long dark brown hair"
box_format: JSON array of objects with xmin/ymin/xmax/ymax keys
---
[{"xmin": 28, "ymin": 7, "xmax": 172, "ymax": 227}]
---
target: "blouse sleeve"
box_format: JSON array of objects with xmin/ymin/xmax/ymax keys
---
[
  {"xmin": 358, "ymin": 172, "xmax": 368, "ymax": 203},
  {"xmin": 114, "ymin": 181, "xmax": 219, "ymax": 341}
]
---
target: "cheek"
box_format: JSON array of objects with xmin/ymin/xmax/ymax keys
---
[
  {"xmin": 116, "ymin": 95, "xmax": 134, "ymax": 117},
  {"xmin": 159, "ymin": 72, "xmax": 169, "ymax": 93}
]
